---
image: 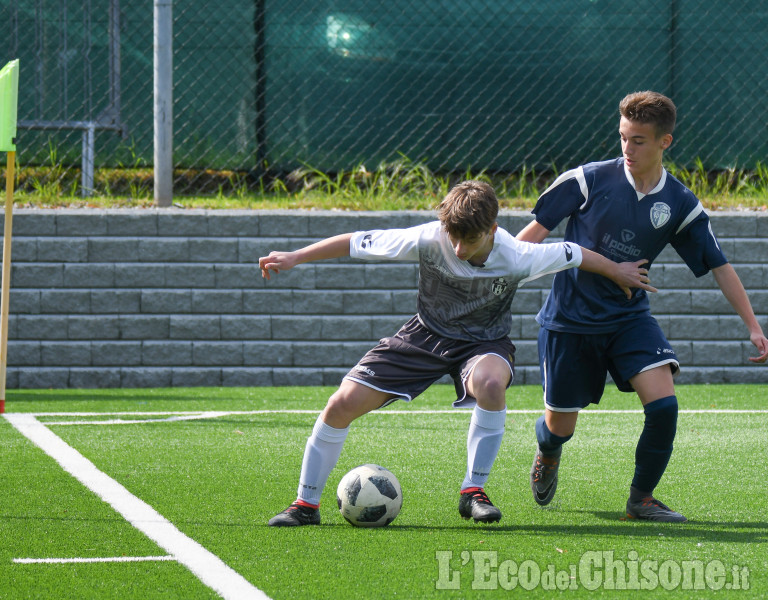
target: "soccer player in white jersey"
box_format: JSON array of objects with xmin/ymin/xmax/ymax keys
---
[
  {"xmin": 517, "ymin": 91, "xmax": 768, "ymax": 522},
  {"xmin": 260, "ymin": 180, "xmax": 655, "ymax": 526}
]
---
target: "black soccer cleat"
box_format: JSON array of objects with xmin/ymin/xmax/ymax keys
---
[
  {"xmin": 626, "ymin": 495, "xmax": 687, "ymax": 523},
  {"xmin": 530, "ymin": 444, "xmax": 561, "ymax": 506},
  {"xmin": 268, "ymin": 501, "xmax": 321, "ymax": 527},
  {"xmin": 459, "ymin": 488, "xmax": 502, "ymax": 523}
]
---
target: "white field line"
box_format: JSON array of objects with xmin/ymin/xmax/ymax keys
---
[
  {"xmin": 41, "ymin": 411, "xmax": 233, "ymax": 426},
  {"xmin": 14, "ymin": 555, "xmax": 176, "ymax": 564},
  {"xmin": 25, "ymin": 407, "xmax": 768, "ymax": 426},
  {"xmin": 4, "ymin": 413, "xmax": 270, "ymax": 600}
]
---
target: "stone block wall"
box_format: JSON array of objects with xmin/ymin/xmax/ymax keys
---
[{"xmin": 2, "ymin": 209, "xmax": 766, "ymax": 388}]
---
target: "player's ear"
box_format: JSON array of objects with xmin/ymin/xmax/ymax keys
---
[
  {"xmin": 490, "ymin": 222, "xmax": 498, "ymax": 235},
  {"xmin": 660, "ymin": 133, "xmax": 673, "ymax": 150}
]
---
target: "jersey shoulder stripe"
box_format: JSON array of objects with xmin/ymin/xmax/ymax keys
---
[
  {"xmin": 676, "ymin": 201, "xmax": 704, "ymax": 234},
  {"xmin": 542, "ymin": 167, "xmax": 589, "ymax": 208}
]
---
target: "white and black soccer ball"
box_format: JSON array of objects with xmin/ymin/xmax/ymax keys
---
[{"xmin": 336, "ymin": 464, "xmax": 402, "ymax": 527}]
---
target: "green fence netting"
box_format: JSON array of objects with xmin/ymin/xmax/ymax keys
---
[{"xmin": 3, "ymin": 0, "xmax": 767, "ymax": 193}]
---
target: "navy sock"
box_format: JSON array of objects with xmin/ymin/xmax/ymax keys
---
[
  {"xmin": 631, "ymin": 395, "xmax": 678, "ymax": 495},
  {"xmin": 535, "ymin": 415, "xmax": 573, "ymax": 456}
]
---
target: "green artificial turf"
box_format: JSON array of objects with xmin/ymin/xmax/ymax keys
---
[{"xmin": 1, "ymin": 385, "xmax": 766, "ymax": 599}]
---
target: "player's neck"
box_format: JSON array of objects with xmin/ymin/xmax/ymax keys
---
[
  {"xmin": 629, "ymin": 162, "xmax": 664, "ymax": 195},
  {"xmin": 467, "ymin": 235, "xmax": 495, "ymax": 267}
]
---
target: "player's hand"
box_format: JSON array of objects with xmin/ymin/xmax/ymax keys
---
[
  {"xmin": 615, "ymin": 259, "xmax": 658, "ymax": 299},
  {"xmin": 259, "ymin": 251, "xmax": 298, "ymax": 280},
  {"xmin": 748, "ymin": 331, "xmax": 768, "ymax": 363}
]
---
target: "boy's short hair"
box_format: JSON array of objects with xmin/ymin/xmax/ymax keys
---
[
  {"xmin": 437, "ymin": 180, "xmax": 499, "ymax": 238},
  {"xmin": 619, "ymin": 91, "xmax": 676, "ymax": 137}
]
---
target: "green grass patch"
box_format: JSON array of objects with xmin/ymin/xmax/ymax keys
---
[
  {"xmin": 6, "ymin": 157, "xmax": 768, "ymax": 211},
  {"xmin": 2, "ymin": 384, "xmax": 767, "ymax": 599}
]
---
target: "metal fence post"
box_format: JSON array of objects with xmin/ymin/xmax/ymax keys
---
[
  {"xmin": 81, "ymin": 124, "xmax": 95, "ymax": 195},
  {"xmin": 154, "ymin": 0, "xmax": 173, "ymax": 207}
]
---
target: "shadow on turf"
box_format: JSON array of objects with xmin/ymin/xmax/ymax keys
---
[
  {"xmin": 505, "ymin": 510, "xmax": 768, "ymax": 543},
  {"xmin": 264, "ymin": 518, "xmax": 767, "ymax": 544}
]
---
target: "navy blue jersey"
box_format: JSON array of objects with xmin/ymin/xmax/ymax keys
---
[{"xmin": 533, "ymin": 158, "xmax": 728, "ymax": 333}]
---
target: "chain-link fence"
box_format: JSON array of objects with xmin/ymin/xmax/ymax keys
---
[{"xmin": 3, "ymin": 1, "xmax": 767, "ymax": 196}]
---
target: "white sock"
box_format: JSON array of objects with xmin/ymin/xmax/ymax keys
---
[
  {"xmin": 296, "ymin": 416, "xmax": 349, "ymax": 506},
  {"xmin": 461, "ymin": 406, "xmax": 506, "ymax": 491}
]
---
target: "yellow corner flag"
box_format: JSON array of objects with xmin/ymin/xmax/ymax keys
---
[
  {"xmin": 0, "ymin": 59, "xmax": 19, "ymax": 152},
  {"xmin": 0, "ymin": 59, "xmax": 18, "ymax": 412}
]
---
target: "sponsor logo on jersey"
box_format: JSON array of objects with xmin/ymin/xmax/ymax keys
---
[
  {"xmin": 360, "ymin": 234, "xmax": 374, "ymax": 249},
  {"xmin": 491, "ymin": 278, "xmax": 508, "ymax": 295},
  {"xmin": 601, "ymin": 232, "xmax": 642, "ymax": 257},
  {"xmin": 650, "ymin": 202, "xmax": 671, "ymax": 229},
  {"xmin": 621, "ymin": 229, "xmax": 636, "ymax": 243},
  {"xmin": 564, "ymin": 243, "xmax": 573, "ymax": 262}
]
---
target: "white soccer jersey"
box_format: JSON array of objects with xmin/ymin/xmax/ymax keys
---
[{"xmin": 350, "ymin": 221, "xmax": 582, "ymax": 341}]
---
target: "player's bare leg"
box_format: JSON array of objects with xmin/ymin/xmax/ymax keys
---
[
  {"xmin": 320, "ymin": 379, "xmax": 394, "ymax": 428},
  {"xmin": 544, "ymin": 408, "xmax": 579, "ymax": 437},
  {"xmin": 269, "ymin": 381, "xmax": 394, "ymax": 526},
  {"xmin": 625, "ymin": 366, "xmax": 686, "ymax": 522},
  {"xmin": 631, "ymin": 366, "xmax": 675, "ymax": 407},
  {"xmin": 459, "ymin": 355, "xmax": 510, "ymax": 523}
]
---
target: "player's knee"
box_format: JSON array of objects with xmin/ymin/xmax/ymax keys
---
[
  {"xmin": 321, "ymin": 394, "xmax": 354, "ymax": 428},
  {"xmin": 644, "ymin": 395, "xmax": 677, "ymax": 418},
  {"xmin": 471, "ymin": 373, "xmax": 508, "ymax": 409},
  {"xmin": 537, "ymin": 414, "xmax": 574, "ymax": 448},
  {"xmin": 544, "ymin": 410, "xmax": 578, "ymax": 438},
  {"xmin": 644, "ymin": 395, "xmax": 678, "ymax": 438}
]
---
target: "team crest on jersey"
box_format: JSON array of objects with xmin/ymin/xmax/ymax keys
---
[
  {"xmin": 491, "ymin": 278, "xmax": 508, "ymax": 295},
  {"xmin": 650, "ymin": 202, "xmax": 671, "ymax": 229}
]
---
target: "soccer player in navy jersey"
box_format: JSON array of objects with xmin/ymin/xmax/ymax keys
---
[
  {"xmin": 260, "ymin": 180, "xmax": 654, "ymax": 526},
  {"xmin": 517, "ymin": 91, "xmax": 768, "ymax": 522}
]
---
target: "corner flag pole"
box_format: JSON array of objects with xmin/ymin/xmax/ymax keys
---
[{"xmin": 0, "ymin": 59, "xmax": 19, "ymax": 414}]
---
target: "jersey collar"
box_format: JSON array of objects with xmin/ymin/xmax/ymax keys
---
[{"xmin": 623, "ymin": 162, "xmax": 667, "ymax": 201}]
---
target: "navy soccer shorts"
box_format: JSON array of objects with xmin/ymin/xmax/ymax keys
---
[
  {"xmin": 538, "ymin": 316, "xmax": 680, "ymax": 412},
  {"xmin": 343, "ymin": 316, "xmax": 516, "ymax": 408}
]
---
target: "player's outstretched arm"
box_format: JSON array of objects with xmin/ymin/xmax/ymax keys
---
[
  {"xmin": 516, "ymin": 220, "xmax": 551, "ymax": 243},
  {"xmin": 578, "ymin": 249, "xmax": 658, "ymax": 299},
  {"xmin": 712, "ymin": 263, "xmax": 768, "ymax": 363},
  {"xmin": 517, "ymin": 219, "xmax": 656, "ymax": 298},
  {"xmin": 259, "ymin": 233, "xmax": 353, "ymax": 280}
]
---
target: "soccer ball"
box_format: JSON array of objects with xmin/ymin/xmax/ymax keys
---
[{"xmin": 336, "ymin": 464, "xmax": 403, "ymax": 527}]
